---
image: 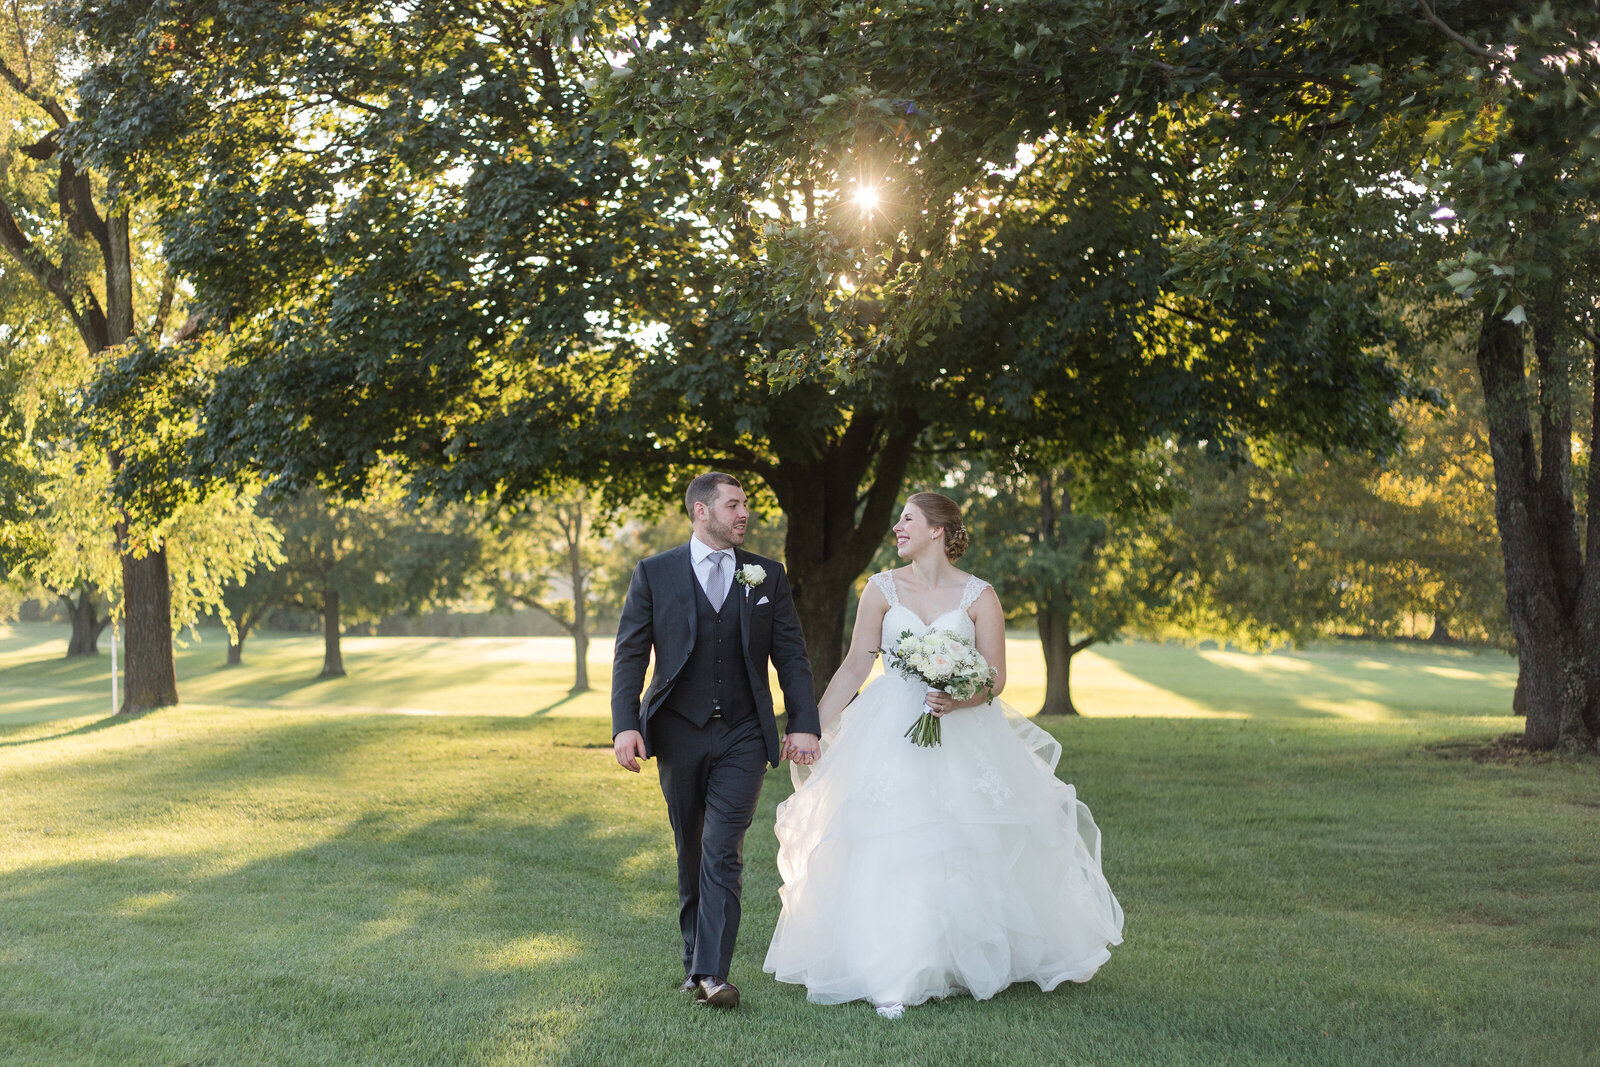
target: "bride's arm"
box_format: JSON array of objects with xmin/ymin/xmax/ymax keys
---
[
  {"xmin": 958, "ymin": 586, "xmax": 1007, "ymax": 708},
  {"xmin": 816, "ymin": 581, "xmax": 891, "ymax": 731}
]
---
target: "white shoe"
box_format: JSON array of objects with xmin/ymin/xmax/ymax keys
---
[{"xmin": 875, "ymin": 1003, "xmax": 905, "ymax": 1020}]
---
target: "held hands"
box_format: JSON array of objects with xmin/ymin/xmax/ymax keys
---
[
  {"xmin": 924, "ymin": 690, "xmax": 957, "ymax": 717},
  {"xmin": 617, "ymin": 728, "xmax": 822, "ymax": 769},
  {"xmin": 783, "ymin": 732, "xmax": 821, "ymax": 765},
  {"xmin": 613, "ymin": 730, "xmax": 647, "ymax": 772}
]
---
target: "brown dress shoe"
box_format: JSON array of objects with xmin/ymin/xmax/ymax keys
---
[{"xmin": 695, "ymin": 976, "xmax": 740, "ymax": 1008}]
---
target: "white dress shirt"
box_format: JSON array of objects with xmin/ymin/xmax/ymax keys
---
[{"xmin": 689, "ymin": 536, "xmax": 734, "ymax": 604}]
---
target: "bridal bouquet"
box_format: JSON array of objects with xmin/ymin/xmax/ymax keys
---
[{"xmin": 883, "ymin": 629, "xmax": 997, "ymax": 747}]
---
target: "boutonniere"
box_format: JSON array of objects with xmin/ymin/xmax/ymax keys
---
[{"xmin": 735, "ymin": 563, "xmax": 767, "ymax": 598}]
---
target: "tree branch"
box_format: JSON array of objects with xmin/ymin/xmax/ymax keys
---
[
  {"xmin": 20, "ymin": 130, "xmax": 55, "ymax": 160},
  {"xmin": 326, "ymin": 88, "xmax": 388, "ymax": 115},
  {"xmin": 1124, "ymin": 49, "xmax": 1351, "ymax": 93},
  {"xmin": 59, "ymin": 156, "xmax": 110, "ymax": 252},
  {"xmin": 1414, "ymin": 0, "xmax": 1496, "ymax": 61},
  {"xmin": 150, "ymin": 265, "xmax": 179, "ymax": 341},
  {"xmin": 530, "ymin": 31, "xmax": 565, "ymax": 117},
  {"xmin": 841, "ymin": 420, "xmax": 923, "ymax": 566},
  {"xmin": 0, "ymin": 51, "xmax": 69, "ymax": 126},
  {"xmin": 604, "ymin": 448, "xmax": 780, "ymax": 483},
  {"xmin": 9, "ymin": 0, "xmax": 32, "ymax": 87},
  {"xmin": 512, "ymin": 591, "xmax": 577, "ymax": 635},
  {"xmin": 0, "ymin": 192, "xmax": 107, "ymax": 351},
  {"xmin": 1155, "ymin": 300, "xmax": 1219, "ymax": 329}
]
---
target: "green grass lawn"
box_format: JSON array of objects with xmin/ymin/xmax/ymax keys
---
[{"xmin": 1, "ymin": 622, "xmax": 1595, "ymax": 1066}]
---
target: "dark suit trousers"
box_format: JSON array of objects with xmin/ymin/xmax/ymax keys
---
[{"xmin": 651, "ymin": 708, "xmax": 769, "ymax": 980}]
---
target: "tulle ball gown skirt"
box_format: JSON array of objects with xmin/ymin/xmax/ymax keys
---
[{"xmin": 763, "ymin": 672, "xmax": 1124, "ymax": 1008}]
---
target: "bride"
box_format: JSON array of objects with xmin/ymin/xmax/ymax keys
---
[{"xmin": 763, "ymin": 492, "xmax": 1124, "ymax": 1016}]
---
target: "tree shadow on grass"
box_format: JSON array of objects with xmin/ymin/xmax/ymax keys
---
[
  {"xmin": 0, "ymin": 655, "xmax": 110, "ymax": 713},
  {"xmin": 0, "ymin": 800, "xmax": 673, "ymax": 1065},
  {"xmin": 1087, "ymin": 641, "xmax": 1517, "ymax": 723},
  {"xmin": 180, "ymin": 652, "xmax": 580, "ymax": 713},
  {"xmin": 527, "ymin": 692, "xmax": 583, "ymax": 717},
  {"xmin": 0, "ymin": 709, "xmax": 154, "ymax": 749}
]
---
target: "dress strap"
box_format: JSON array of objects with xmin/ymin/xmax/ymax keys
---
[
  {"xmin": 869, "ymin": 570, "xmax": 900, "ymax": 607},
  {"xmin": 958, "ymin": 574, "xmax": 990, "ymax": 612}
]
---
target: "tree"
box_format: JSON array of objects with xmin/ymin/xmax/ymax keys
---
[
  {"xmin": 265, "ymin": 486, "xmax": 480, "ymax": 679},
  {"xmin": 14, "ymin": 444, "xmax": 117, "ymax": 655},
  {"xmin": 66, "ymin": 0, "xmax": 1417, "ymax": 692},
  {"xmin": 219, "ymin": 559, "xmax": 283, "ymax": 667},
  {"xmin": 0, "ymin": 324, "xmax": 114, "ymax": 655},
  {"xmin": 1128, "ymin": 391, "xmax": 1506, "ymax": 658},
  {"xmin": 477, "ymin": 485, "xmax": 616, "ymax": 694},
  {"xmin": 590, "ymin": 3, "xmax": 1419, "ymax": 675},
  {"xmin": 0, "ymin": 2, "xmax": 194, "ymax": 710},
  {"xmin": 949, "ymin": 458, "xmax": 1169, "ymax": 716},
  {"xmin": 1, "ymin": 434, "xmax": 281, "ymax": 653},
  {"xmin": 1105, "ymin": 1, "xmax": 1600, "ymax": 749},
  {"xmin": 0, "ymin": 199, "xmax": 103, "ymax": 651},
  {"xmin": 609, "ymin": 0, "xmax": 1597, "ymax": 749}
]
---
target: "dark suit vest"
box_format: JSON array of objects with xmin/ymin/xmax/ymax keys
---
[{"xmin": 662, "ymin": 576, "xmax": 757, "ymax": 727}]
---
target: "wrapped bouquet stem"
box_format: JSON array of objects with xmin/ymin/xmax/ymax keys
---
[
  {"xmin": 906, "ymin": 691, "xmax": 947, "ymax": 747},
  {"xmin": 881, "ymin": 629, "xmax": 997, "ymax": 748}
]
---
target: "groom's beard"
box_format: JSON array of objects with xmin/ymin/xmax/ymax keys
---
[{"xmin": 706, "ymin": 516, "xmax": 747, "ymax": 548}]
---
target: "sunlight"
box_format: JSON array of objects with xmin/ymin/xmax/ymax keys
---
[
  {"xmin": 854, "ymin": 184, "xmax": 880, "ymax": 213},
  {"xmin": 478, "ymin": 934, "xmax": 583, "ymax": 972}
]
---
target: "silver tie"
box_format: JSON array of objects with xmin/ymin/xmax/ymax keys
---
[{"xmin": 708, "ymin": 551, "xmax": 730, "ymax": 610}]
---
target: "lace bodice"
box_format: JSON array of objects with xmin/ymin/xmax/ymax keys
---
[{"xmin": 869, "ymin": 570, "xmax": 989, "ymax": 645}]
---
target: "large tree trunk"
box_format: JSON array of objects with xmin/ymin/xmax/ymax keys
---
[
  {"xmin": 62, "ymin": 589, "xmax": 110, "ymax": 657},
  {"xmin": 788, "ymin": 571, "xmax": 854, "ymax": 690},
  {"xmin": 320, "ymin": 587, "xmax": 346, "ymax": 678},
  {"xmin": 226, "ymin": 638, "xmax": 244, "ymax": 667},
  {"xmin": 769, "ymin": 420, "xmax": 920, "ymax": 690},
  {"xmin": 1037, "ymin": 601, "xmax": 1089, "ymax": 716},
  {"xmin": 100, "ymin": 206, "xmax": 180, "ymax": 715},
  {"xmin": 1473, "ymin": 307, "xmax": 1599, "ymax": 751},
  {"xmin": 119, "ymin": 546, "xmax": 178, "ymax": 714}
]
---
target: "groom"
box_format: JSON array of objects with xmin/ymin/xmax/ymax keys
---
[{"xmin": 612, "ymin": 471, "xmax": 821, "ymax": 1009}]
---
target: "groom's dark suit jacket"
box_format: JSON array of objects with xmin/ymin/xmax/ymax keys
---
[{"xmin": 611, "ymin": 544, "xmax": 820, "ymax": 767}]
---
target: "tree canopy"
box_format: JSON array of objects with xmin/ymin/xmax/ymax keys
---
[
  {"xmin": 57, "ymin": 0, "xmax": 1437, "ymax": 685},
  {"xmin": 600, "ymin": 0, "xmax": 1599, "ymax": 749}
]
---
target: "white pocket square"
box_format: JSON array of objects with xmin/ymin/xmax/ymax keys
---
[{"xmin": 756, "ymin": 596, "xmax": 770, "ymax": 606}]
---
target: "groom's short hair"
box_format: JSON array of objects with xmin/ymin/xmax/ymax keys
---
[{"xmin": 686, "ymin": 471, "xmax": 742, "ymax": 517}]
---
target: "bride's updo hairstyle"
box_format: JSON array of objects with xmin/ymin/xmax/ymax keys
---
[{"xmin": 908, "ymin": 492, "xmax": 969, "ymax": 561}]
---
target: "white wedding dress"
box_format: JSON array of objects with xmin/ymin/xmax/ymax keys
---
[{"xmin": 764, "ymin": 572, "xmax": 1124, "ymax": 1008}]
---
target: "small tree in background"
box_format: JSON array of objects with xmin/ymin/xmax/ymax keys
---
[
  {"xmin": 951, "ymin": 457, "xmax": 1172, "ymax": 716},
  {"xmin": 219, "ymin": 559, "xmax": 284, "ymax": 667},
  {"xmin": 477, "ymin": 484, "xmax": 617, "ymax": 695},
  {"xmin": 264, "ymin": 486, "xmax": 481, "ymax": 679}
]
